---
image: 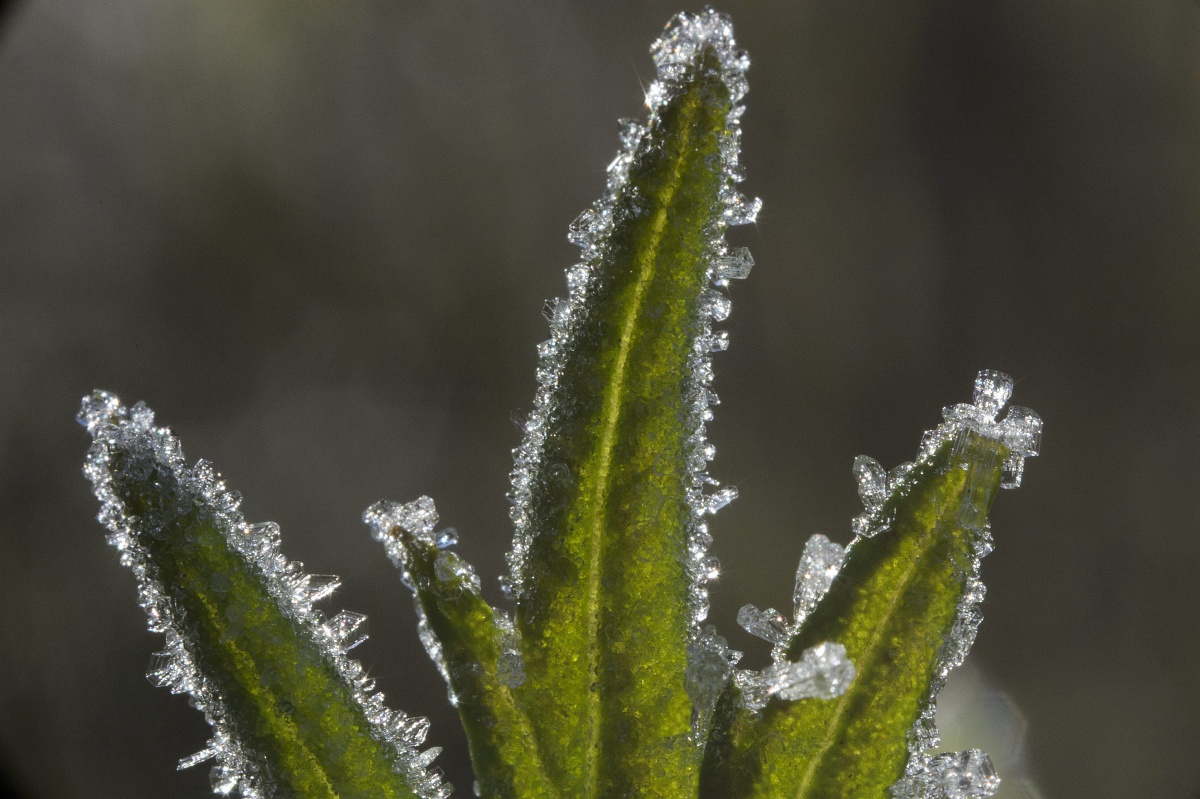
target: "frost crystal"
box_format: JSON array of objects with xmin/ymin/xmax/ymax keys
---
[
  {"xmin": 736, "ymin": 641, "xmax": 855, "ymax": 712},
  {"xmin": 792, "ymin": 533, "xmax": 845, "ymax": 626},
  {"xmin": 736, "ymin": 604, "xmax": 790, "ymax": 646},
  {"xmin": 891, "ymin": 750, "xmax": 1001, "ymax": 799},
  {"xmin": 502, "ymin": 8, "xmax": 758, "ymax": 733},
  {"xmin": 762, "ymin": 641, "xmax": 855, "ymax": 701},
  {"xmin": 732, "ymin": 531, "xmax": 848, "ymax": 713},
  {"xmin": 494, "ymin": 610, "xmax": 526, "ymax": 689},
  {"xmin": 686, "ymin": 625, "xmax": 742, "ymax": 740},
  {"xmin": 78, "ymin": 391, "xmax": 447, "ymax": 799},
  {"xmin": 867, "ymin": 370, "xmax": 1036, "ymax": 798}
]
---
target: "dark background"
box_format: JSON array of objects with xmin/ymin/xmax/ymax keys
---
[{"xmin": 2, "ymin": 2, "xmax": 1198, "ymax": 797}]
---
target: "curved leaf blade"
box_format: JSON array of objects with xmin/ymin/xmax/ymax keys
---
[
  {"xmin": 701, "ymin": 374, "xmax": 1041, "ymax": 799},
  {"xmin": 364, "ymin": 500, "xmax": 558, "ymax": 799},
  {"xmin": 79, "ymin": 392, "xmax": 445, "ymax": 799}
]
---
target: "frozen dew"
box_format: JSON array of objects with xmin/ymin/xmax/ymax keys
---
[
  {"xmin": 891, "ymin": 750, "xmax": 1000, "ymax": 799},
  {"xmin": 494, "ymin": 611, "xmax": 526, "ymax": 689},
  {"xmin": 686, "ymin": 625, "xmax": 742, "ymax": 740},
  {"xmin": 876, "ymin": 371, "xmax": 1040, "ymax": 799},
  {"xmin": 762, "ymin": 642, "xmax": 855, "ymax": 702},
  {"xmin": 792, "ymin": 533, "xmax": 845, "ymax": 625},
  {"xmin": 434, "ymin": 527, "xmax": 459, "ymax": 550},
  {"xmin": 704, "ymin": 486, "xmax": 739, "ymax": 514},
  {"xmin": 712, "ymin": 246, "xmax": 754, "ymax": 283},
  {"xmin": 737, "ymin": 604, "xmax": 790, "ymax": 646},
  {"xmin": 733, "ymin": 668, "xmax": 771, "ymax": 713},
  {"xmin": 80, "ymin": 392, "xmax": 446, "ymax": 799},
  {"xmin": 853, "ymin": 455, "xmax": 888, "ymax": 510},
  {"xmin": 505, "ymin": 9, "xmax": 755, "ymax": 678},
  {"xmin": 722, "ymin": 193, "xmax": 762, "ymax": 226},
  {"xmin": 972, "ymin": 370, "xmax": 1013, "ymax": 418}
]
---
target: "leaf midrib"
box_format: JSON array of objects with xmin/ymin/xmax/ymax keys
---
[{"xmin": 579, "ymin": 86, "xmax": 706, "ymax": 798}]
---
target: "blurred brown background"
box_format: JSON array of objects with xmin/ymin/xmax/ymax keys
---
[{"xmin": 1, "ymin": 2, "xmax": 1198, "ymax": 797}]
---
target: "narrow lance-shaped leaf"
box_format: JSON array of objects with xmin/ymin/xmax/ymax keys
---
[
  {"xmin": 701, "ymin": 371, "xmax": 1042, "ymax": 799},
  {"xmin": 503, "ymin": 10, "xmax": 756, "ymax": 798},
  {"xmin": 79, "ymin": 392, "xmax": 448, "ymax": 799},
  {"xmin": 363, "ymin": 498, "xmax": 558, "ymax": 799}
]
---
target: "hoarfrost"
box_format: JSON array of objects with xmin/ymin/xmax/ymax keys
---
[
  {"xmin": 730, "ymin": 369, "xmax": 1037, "ymax": 798},
  {"xmin": 364, "ymin": 495, "xmax": 525, "ymax": 700},
  {"xmin": 78, "ymin": 391, "xmax": 447, "ymax": 799},
  {"xmin": 686, "ymin": 625, "xmax": 742, "ymax": 741},
  {"xmin": 732, "ymin": 532, "xmax": 847, "ymax": 713},
  {"xmin": 792, "ymin": 533, "xmax": 845, "ymax": 626},
  {"xmin": 735, "ymin": 641, "xmax": 855, "ymax": 712},
  {"xmin": 891, "ymin": 750, "xmax": 1001, "ymax": 799},
  {"xmin": 870, "ymin": 370, "xmax": 1037, "ymax": 798},
  {"xmin": 762, "ymin": 642, "xmax": 856, "ymax": 702},
  {"xmin": 736, "ymin": 604, "xmax": 790, "ymax": 646},
  {"xmin": 501, "ymin": 8, "xmax": 758, "ymax": 728}
]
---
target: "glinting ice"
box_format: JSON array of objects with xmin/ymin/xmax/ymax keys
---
[{"xmin": 80, "ymin": 9, "xmax": 1042, "ymax": 799}]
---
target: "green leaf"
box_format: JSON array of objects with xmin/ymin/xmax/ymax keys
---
[
  {"xmin": 79, "ymin": 392, "xmax": 443, "ymax": 799},
  {"xmin": 364, "ymin": 500, "xmax": 557, "ymax": 799},
  {"xmin": 503, "ymin": 12, "xmax": 753, "ymax": 799},
  {"xmin": 700, "ymin": 428, "xmax": 1010, "ymax": 799}
]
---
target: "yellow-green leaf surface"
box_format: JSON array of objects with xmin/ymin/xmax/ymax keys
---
[
  {"xmin": 80, "ymin": 394, "xmax": 436, "ymax": 799},
  {"xmin": 382, "ymin": 526, "xmax": 558, "ymax": 799},
  {"xmin": 701, "ymin": 430, "xmax": 1008, "ymax": 799},
  {"xmin": 507, "ymin": 15, "xmax": 751, "ymax": 799}
]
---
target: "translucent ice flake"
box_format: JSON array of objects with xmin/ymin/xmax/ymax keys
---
[
  {"xmin": 972, "ymin": 370, "xmax": 1013, "ymax": 417},
  {"xmin": 762, "ymin": 642, "xmax": 855, "ymax": 702},
  {"xmin": 322, "ymin": 611, "xmax": 368, "ymax": 653},
  {"xmin": 712, "ymin": 246, "xmax": 754, "ymax": 282},
  {"xmin": 917, "ymin": 370, "xmax": 1041, "ymax": 490},
  {"xmin": 891, "ymin": 750, "xmax": 1000, "ymax": 799},
  {"xmin": 722, "ymin": 193, "xmax": 762, "ymax": 226},
  {"xmin": 687, "ymin": 625, "xmax": 742, "ymax": 740},
  {"xmin": 853, "ymin": 455, "xmax": 888, "ymax": 510},
  {"xmin": 494, "ymin": 610, "xmax": 526, "ymax": 689},
  {"xmin": 79, "ymin": 392, "xmax": 445, "ymax": 799},
  {"xmin": 792, "ymin": 533, "xmax": 845, "ymax": 625},
  {"xmin": 737, "ymin": 604, "xmax": 790, "ymax": 645},
  {"xmin": 649, "ymin": 8, "xmax": 749, "ymax": 103},
  {"xmin": 704, "ymin": 485, "xmax": 739, "ymax": 514}
]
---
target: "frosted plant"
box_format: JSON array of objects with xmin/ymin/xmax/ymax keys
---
[{"xmin": 80, "ymin": 10, "xmax": 1041, "ymax": 799}]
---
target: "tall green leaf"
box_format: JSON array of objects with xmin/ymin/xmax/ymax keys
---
[
  {"xmin": 503, "ymin": 11, "xmax": 756, "ymax": 798},
  {"xmin": 79, "ymin": 392, "xmax": 446, "ymax": 799}
]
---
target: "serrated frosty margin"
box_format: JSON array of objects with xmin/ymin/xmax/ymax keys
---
[
  {"xmin": 501, "ymin": 9, "xmax": 758, "ymax": 735},
  {"xmin": 79, "ymin": 391, "xmax": 448, "ymax": 799}
]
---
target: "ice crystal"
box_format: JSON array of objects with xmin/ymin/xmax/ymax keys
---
[
  {"xmin": 78, "ymin": 391, "xmax": 447, "ymax": 799},
  {"xmin": 732, "ymin": 532, "xmax": 848, "ymax": 713},
  {"xmin": 686, "ymin": 625, "xmax": 742, "ymax": 740},
  {"xmin": 735, "ymin": 641, "xmax": 855, "ymax": 713},
  {"xmin": 862, "ymin": 370, "xmax": 1038, "ymax": 799},
  {"xmin": 891, "ymin": 750, "xmax": 1001, "ymax": 799},
  {"xmin": 792, "ymin": 532, "xmax": 845, "ymax": 627},
  {"xmin": 736, "ymin": 604, "xmax": 790, "ymax": 646},
  {"xmin": 762, "ymin": 641, "xmax": 856, "ymax": 702},
  {"xmin": 503, "ymin": 8, "xmax": 758, "ymax": 695},
  {"xmin": 494, "ymin": 610, "xmax": 526, "ymax": 689},
  {"xmin": 364, "ymin": 496, "xmax": 457, "ymax": 686}
]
